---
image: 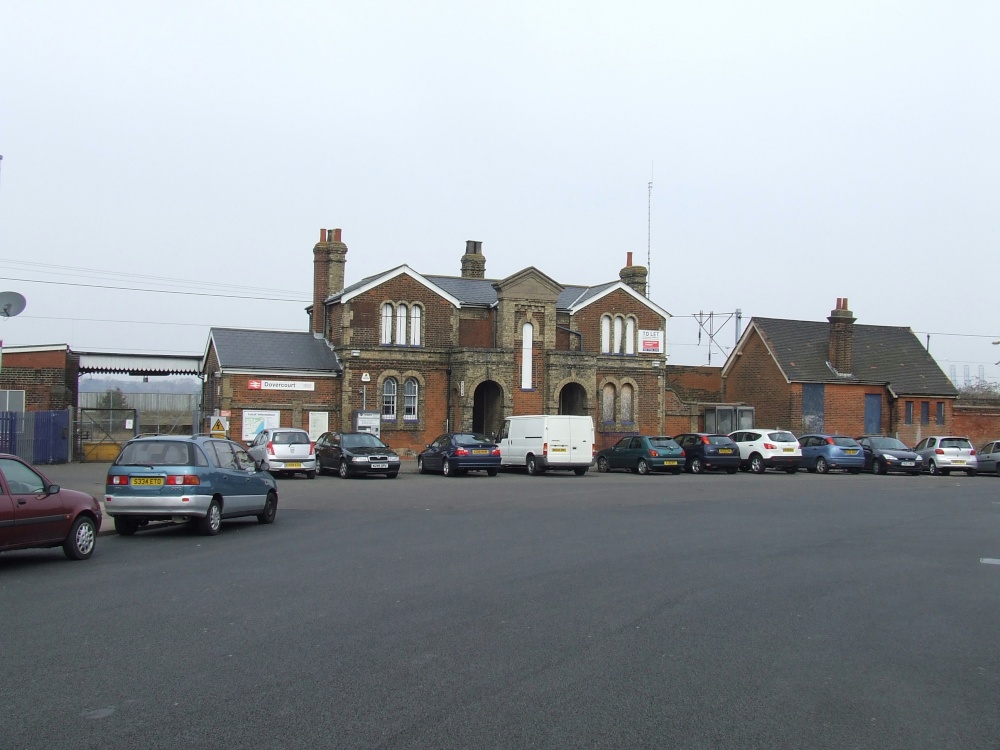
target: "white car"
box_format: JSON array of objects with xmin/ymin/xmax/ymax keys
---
[
  {"xmin": 728, "ymin": 429, "xmax": 802, "ymax": 474},
  {"xmin": 247, "ymin": 428, "xmax": 317, "ymax": 479},
  {"xmin": 912, "ymin": 436, "xmax": 978, "ymax": 476}
]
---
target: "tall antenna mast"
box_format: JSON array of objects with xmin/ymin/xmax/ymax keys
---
[{"xmin": 647, "ymin": 162, "xmax": 653, "ymax": 297}]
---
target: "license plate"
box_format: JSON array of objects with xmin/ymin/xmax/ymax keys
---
[
  {"xmin": 285, "ymin": 462, "xmax": 302, "ymax": 468},
  {"xmin": 664, "ymin": 460, "xmax": 678, "ymax": 466},
  {"xmin": 718, "ymin": 448, "xmax": 733, "ymax": 454},
  {"xmin": 901, "ymin": 461, "xmax": 915, "ymax": 467},
  {"xmin": 551, "ymin": 447, "xmax": 567, "ymax": 453},
  {"xmin": 472, "ymin": 449, "xmax": 489, "ymax": 455},
  {"xmin": 130, "ymin": 477, "xmax": 164, "ymax": 486},
  {"xmin": 371, "ymin": 463, "xmax": 389, "ymax": 469},
  {"xmin": 782, "ymin": 448, "xmax": 794, "ymax": 452},
  {"xmin": 952, "ymin": 460, "xmax": 965, "ymax": 464},
  {"xmin": 845, "ymin": 449, "xmax": 858, "ymax": 455}
]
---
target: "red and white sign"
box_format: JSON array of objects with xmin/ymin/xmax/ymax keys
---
[
  {"xmin": 247, "ymin": 379, "xmax": 315, "ymax": 391},
  {"xmin": 639, "ymin": 329, "xmax": 664, "ymax": 353}
]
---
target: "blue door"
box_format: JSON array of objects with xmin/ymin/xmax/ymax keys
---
[{"xmin": 864, "ymin": 394, "xmax": 882, "ymax": 435}]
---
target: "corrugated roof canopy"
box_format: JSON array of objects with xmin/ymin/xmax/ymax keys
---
[{"xmin": 78, "ymin": 352, "xmax": 202, "ymax": 376}]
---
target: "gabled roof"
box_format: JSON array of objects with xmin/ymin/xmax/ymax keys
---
[
  {"xmin": 204, "ymin": 328, "xmax": 342, "ymax": 374},
  {"xmin": 331, "ymin": 266, "xmax": 463, "ymax": 307},
  {"xmin": 724, "ymin": 317, "xmax": 957, "ymax": 397},
  {"xmin": 565, "ymin": 281, "xmax": 672, "ymax": 320}
]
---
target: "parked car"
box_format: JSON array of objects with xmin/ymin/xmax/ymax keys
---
[
  {"xmin": 105, "ymin": 435, "xmax": 278, "ymax": 536},
  {"xmin": 798, "ymin": 434, "xmax": 865, "ymax": 474},
  {"xmin": 316, "ymin": 432, "xmax": 401, "ymax": 478},
  {"xmin": 594, "ymin": 436, "xmax": 685, "ymax": 475},
  {"xmin": 912, "ymin": 435, "xmax": 978, "ymax": 476},
  {"xmin": 728, "ymin": 429, "xmax": 801, "ymax": 474},
  {"xmin": 418, "ymin": 433, "xmax": 501, "ymax": 477},
  {"xmin": 976, "ymin": 440, "xmax": 1000, "ymax": 476},
  {"xmin": 856, "ymin": 436, "xmax": 923, "ymax": 475},
  {"xmin": 247, "ymin": 428, "xmax": 317, "ymax": 478},
  {"xmin": 672, "ymin": 433, "xmax": 741, "ymax": 474},
  {"xmin": 0, "ymin": 454, "xmax": 102, "ymax": 560}
]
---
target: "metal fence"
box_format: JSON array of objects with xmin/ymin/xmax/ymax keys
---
[
  {"xmin": 78, "ymin": 392, "xmax": 202, "ymax": 436},
  {"xmin": 0, "ymin": 410, "xmax": 71, "ymax": 464}
]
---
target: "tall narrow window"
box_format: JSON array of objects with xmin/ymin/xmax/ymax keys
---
[
  {"xmin": 382, "ymin": 378, "xmax": 397, "ymax": 420},
  {"xmin": 905, "ymin": 401, "xmax": 913, "ymax": 425},
  {"xmin": 613, "ymin": 316, "xmax": 623, "ymax": 354},
  {"xmin": 395, "ymin": 304, "xmax": 408, "ymax": 346},
  {"xmin": 404, "ymin": 378, "xmax": 418, "ymax": 421},
  {"xmin": 521, "ymin": 322, "xmax": 533, "ymax": 390},
  {"xmin": 621, "ymin": 383, "xmax": 634, "ymax": 423},
  {"xmin": 625, "ymin": 318, "xmax": 636, "ymax": 355},
  {"xmin": 936, "ymin": 401, "xmax": 944, "ymax": 425},
  {"xmin": 600, "ymin": 315, "xmax": 611, "ymax": 353},
  {"xmin": 380, "ymin": 303, "xmax": 393, "ymax": 345},
  {"xmin": 920, "ymin": 401, "xmax": 930, "ymax": 424},
  {"xmin": 409, "ymin": 306, "xmax": 421, "ymax": 346},
  {"xmin": 601, "ymin": 383, "xmax": 616, "ymax": 422}
]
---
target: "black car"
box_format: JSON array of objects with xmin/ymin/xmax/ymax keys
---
[
  {"xmin": 594, "ymin": 436, "xmax": 685, "ymax": 475},
  {"xmin": 418, "ymin": 433, "xmax": 501, "ymax": 477},
  {"xmin": 856, "ymin": 436, "xmax": 923, "ymax": 475},
  {"xmin": 315, "ymin": 432, "xmax": 401, "ymax": 478},
  {"xmin": 672, "ymin": 433, "xmax": 741, "ymax": 474}
]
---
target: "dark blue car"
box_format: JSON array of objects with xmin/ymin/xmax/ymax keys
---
[
  {"xmin": 418, "ymin": 433, "xmax": 501, "ymax": 477},
  {"xmin": 798, "ymin": 434, "xmax": 865, "ymax": 474},
  {"xmin": 673, "ymin": 433, "xmax": 741, "ymax": 474}
]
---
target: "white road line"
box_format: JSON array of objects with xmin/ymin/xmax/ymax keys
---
[{"xmin": 980, "ymin": 558, "xmax": 1000, "ymax": 565}]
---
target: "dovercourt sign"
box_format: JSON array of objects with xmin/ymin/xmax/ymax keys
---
[{"xmin": 247, "ymin": 379, "xmax": 315, "ymax": 391}]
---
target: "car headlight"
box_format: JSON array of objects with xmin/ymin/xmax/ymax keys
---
[
  {"xmin": 885, "ymin": 454, "xmax": 898, "ymax": 461},
  {"xmin": 352, "ymin": 456, "xmax": 367, "ymax": 463},
  {"xmin": 389, "ymin": 456, "xmax": 400, "ymax": 462}
]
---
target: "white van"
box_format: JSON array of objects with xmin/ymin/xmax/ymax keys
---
[{"xmin": 498, "ymin": 415, "xmax": 595, "ymax": 475}]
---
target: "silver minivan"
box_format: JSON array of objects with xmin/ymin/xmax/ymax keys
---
[{"xmin": 913, "ymin": 436, "xmax": 978, "ymax": 476}]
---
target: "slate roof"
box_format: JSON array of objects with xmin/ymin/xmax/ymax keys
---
[
  {"xmin": 751, "ymin": 318, "xmax": 957, "ymax": 397},
  {"xmin": 207, "ymin": 328, "xmax": 342, "ymax": 373}
]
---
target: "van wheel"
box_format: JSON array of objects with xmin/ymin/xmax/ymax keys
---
[
  {"xmin": 114, "ymin": 516, "xmax": 140, "ymax": 536},
  {"xmin": 198, "ymin": 499, "xmax": 222, "ymax": 536},
  {"xmin": 574, "ymin": 467, "xmax": 588, "ymax": 476},
  {"xmin": 526, "ymin": 456, "xmax": 543, "ymax": 475}
]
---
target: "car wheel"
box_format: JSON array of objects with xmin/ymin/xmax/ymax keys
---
[
  {"xmin": 63, "ymin": 515, "xmax": 97, "ymax": 560},
  {"xmin": 815, "ymin": 457, "xmax": 829, "ymax": 475},
  {"xmin": 597, "ymin": 456, "xmax": 610, "ymax": 473},
  {"xmin": 417, "ymin": 457, "xmax": 427, "ymax": 474},
  {"xmin": 256, "ymin": 491, "xmax": 277, "ymax": 524},
  {"xmin": 725, "ymin": 467, "xmax": 738, "ymax": 474},
  {"xmin": 967, "ymin": 469, "xmax": 977, "ymax": 477},
  {"xmin": 526, "ymin": 455, "xmax": 543, "ymax": 475},
  {"xmin": 785, "ymin": 467, "xmax": 798, "ymax": 474},
  {"xmin": 689, "ymin": 457, "xmax": 703, "ymax": 475},
  {"xmin": 637, "ymin": 459, "xmax": 650, "ymax": 475},
  {"xmin": 487, "ymin": 468, "xmax": 498, "ymax": 477},
  {"xmin": 848, "ymin": 468, "xmax": 862, "ymax": 475},
  {"xmin": 874, "ymin": 459, "xmax": 888, "ymax": 475},
  {"xmin": 672, "ymin": 470, "xmax": 682, "ymax": 476},
  {"xmin": 114, "ymin": 516, "xmax": 140, "ymax": 536},
  {"xmin": 749, "ymin": 454, "xmax": 765, "ymax": 474},
  {"xmin": 198, "ymin": 499, "xmax": 222, "ymax": 536},
  {"xmin": 929, "ymin": 460, "xmax": 940, "ymax": 476},
  {"xmin": 443, "ymin": 459, "xmax": 454, "ymax": 477},
  {"xmin": 339, "ymin": 459, "xmax": 351, "ymax": 479},
  {"xmin": 306, "ymin": 470, "xmax": 316, "ymax": 480}
]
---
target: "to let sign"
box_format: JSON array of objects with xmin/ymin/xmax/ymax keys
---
[
  {"xmin": 639, "ymin": 329, "xmax": 664, "ymax": 353},
  {"xmin": 248, "ymin": 379, "xmax": 315, "ymax": 391}
]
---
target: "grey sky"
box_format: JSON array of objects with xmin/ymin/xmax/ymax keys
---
[{"xmin": 1, "ymin": 1, "xmax": 996, "ymax": 380}]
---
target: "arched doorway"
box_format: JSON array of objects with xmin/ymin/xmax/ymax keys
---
[
  {"xmin": 559, "ymin": 383, "xmax": 588, "ymax": 416},
  {"xmin": 472, "ymin": 380, "xmax": 504, "ymax": 437}
]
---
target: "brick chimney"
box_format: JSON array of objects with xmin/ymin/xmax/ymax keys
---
[
  {"xmin": 461, "ymin": 240, "xmax": 486, "ymax": 279},
  {"xmin": 619, "ymin": 251, "xmax": 648, "ymax": 296},
  {"xmin": 312, "ymin": 228, "xmax": 348, "ymax": 335},
  {"xmin": 828, "ymin": 297, "xmax": 856, "ymax": 374}
]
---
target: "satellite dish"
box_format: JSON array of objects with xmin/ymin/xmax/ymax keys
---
[{"xmin": 0, "ymin": 292, "xmax": 26, "ymax": 318}]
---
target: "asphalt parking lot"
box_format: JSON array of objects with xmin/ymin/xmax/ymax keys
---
[{"xmin": 5, "ymin": 463, "xmax": 1000, "ymax": 749}]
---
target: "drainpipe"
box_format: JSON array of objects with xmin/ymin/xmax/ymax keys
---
[{"xmin": 446, "ymin": 367, "xmax": 452, "ymax": 432}]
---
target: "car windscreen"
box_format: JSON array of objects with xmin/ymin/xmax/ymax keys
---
[
  {"xmin": 871, "ymin": 437, "xmax": 908, "ymax": 451},
  {"xmin": 272, "ymin": 431, "xmax": 310, "ymax": 445},
  {"xmin": 767, "ymin": 432, "xmax": 797, "ymax": 442},
  {"xmin": 831, "ymin": 437, "xmax": 860, "ymax": 447},
  {"xmin": 648, "ymin": 437, "xmax": 680, "ymax": 449},
  {"xmin": 939, "ymin": 438, "xmax": 971, "ymax": 449},
  {"xmin": 115, "ymin": 441, "xmax": 204, "ymax": 466},
  {"xmin": 342, "ymin": 433, "xmax": 388, "ymax": 449},
  {"xmin": 454, "ymin": 433, "xmax": 492, "ymax": 445},
  {"xmin": 707, "ymin": 436, "xmax": 734, "ymax": 445}
]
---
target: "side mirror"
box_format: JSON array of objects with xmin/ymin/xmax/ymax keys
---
[{"xmin": 46, "ymin": 483, "xmax": 60, "ymax": 495}]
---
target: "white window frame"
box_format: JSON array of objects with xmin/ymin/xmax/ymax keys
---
[
  {"xmin": 404, "ymin": 377, "xmax": 419, "ymax": 421},
  {"xmin": 600, "ymin": 315, "xmax": 611, "ymax": 353},
  {"xmin": 380, "ymin": 303, "xmax": 393, "ymax": 345},
  {"xmin": 395, "ymin": 304, "xmax": 408, "ymax": 346},
  {"xmin": 625, "ymin": 318, "xmax": 636, "ymax": 355},
  {"xmin": 409, "ymin": 306, "xmax": 422, "ymax": 346},
  {"xmin": 521, "ymin": 322, "xmax": 533, "ymax": 390},
  {"xmin": 382, "ymin": 378, "xmax": 397, "ymax": 420}
]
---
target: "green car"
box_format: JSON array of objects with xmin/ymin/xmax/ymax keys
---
[{"xmin": 595, "ymin": 436, "xmax": 685, "ymax": 475}]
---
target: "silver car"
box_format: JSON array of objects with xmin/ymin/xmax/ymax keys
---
[
  {"xmin": 976, "ymin": 441, "xmax": 1000, "ymax": 476},
  {"xmin": 913, "ymin": 435, "xmax": 978, "ymax": 476},
  {"xmin": 247, "ymin": 428, "xmax": 317, "ymax": 479}
]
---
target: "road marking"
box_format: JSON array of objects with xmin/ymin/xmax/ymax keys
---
[{"xmin": 981, "ymin": 558, "xmax": 1000, "ymax": 565}]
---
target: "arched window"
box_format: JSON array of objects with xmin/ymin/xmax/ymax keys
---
[
  {"xmin": 382, "ymin": 378, "xmax": 397, "ymax": 420},
  {"xmin": 403, "ymin": 377, "xmax": 418, "ymax": 421},
  {"xmin": 521, "ymin": 322, "xmax": 533, "ymax": 390},
  {"xmin": 625, "ymin": 318, "xmax": 636, "ymax": 355},
  {"xmin": 380, "ymin": 303, "xmax": 393, "ymax": 345},
  {"xmin": 613, "ymin": 316, "xmax": 623, "ymax": 354},
  {"xmin": 601, "ymin": 383, "xmax": 616, "ymax": 423},
  {"xmin": 621, "ymin": 383, "xmax": 634, "ymax": 423},
  {"xmin": 600, "ymin": 315, "xmax": 612, "ymax": 353},
  {"xmin": 409, "ymin": 306, "xmax": 422, "ymax": 346},
  {"xmin": 395, "ymin": 304, "xmax": 408, "ymax": 346}
]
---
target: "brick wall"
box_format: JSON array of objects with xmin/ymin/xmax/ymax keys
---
[
  {"xmin": 0, "ymin": 349, "xmax": 79, "ymax": 410},
  {"xmin": 458, "ymin": 312, "xmax": 493, "ymax": 348},
  {"xmin": 215, "ymin": 373, "xmax": 340, "ymax": 446},
  {"xmin": 894, "ymin": 397, "xmax": 955, "ymax": 445},
  {"xmin": 571, "ymin": 289, "xmax": 666, "ymax": 354},
  {"xmin": 344, "ymin": 275, "xmax": 455, "ymax": 348},
  {"xmin": 723, "ymin": 332, "xmax": 794, "ymax": 428},
  {"xmin": 953, "ymin": 404, "xmax": 1000, "ymax": 448}
]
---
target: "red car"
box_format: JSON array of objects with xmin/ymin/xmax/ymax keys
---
[{"xmin": 0, "ymin": 454, "xmax": 102, "ymax": 560}]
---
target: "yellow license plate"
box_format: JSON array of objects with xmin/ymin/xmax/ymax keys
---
[
  {"xmin": 718, "ymin": 448, "xmax": 733, "ymax": 454},
  {"xmin": 664, "ymin": 460, "xmax": 678, "ymax": 465},
  {"xmin": 783, "ymin": 448, "xmax": 794, "ymax": 452},
  {"xmin": 952, "ymin": 460, "xmax": 965, "ymax": 464},
  {"xmin": 551, "ymin": 447, "xmax": 568, "ymax": 453},
  {"xmin": 845, "ymin": 449, "xmax": 858, "ymax": 455},
  {"xmin": 285, "ymin": 462, "xmax": 302, "ymax": 468},
  {"xmin": 130, "ymin": 477, "xmax": 164, "ymax": 487},
  {"xmin": 472, "ymin": 450, "xmax": 489, "ymax": 455}
]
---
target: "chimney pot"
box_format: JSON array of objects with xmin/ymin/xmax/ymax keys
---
[
  {"xmin": 320, "ymin": 228, "xmax": 327, "ymax": 242},
  {"xmin": 626, "ymin": 251, "xmax": 633, "ymax": 267},
  {"xmin": 332, "ymin": 228, "xmax": 342, "ymax": 242}
]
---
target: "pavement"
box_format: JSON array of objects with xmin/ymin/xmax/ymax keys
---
[{"xmin": 38, "ymin": 459, "xmax": 422, "ymax": 535}]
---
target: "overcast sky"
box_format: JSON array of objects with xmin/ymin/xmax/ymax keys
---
[{"xmin": 1, "ymin": 1, "xmax": 997, "ymax": 382}]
